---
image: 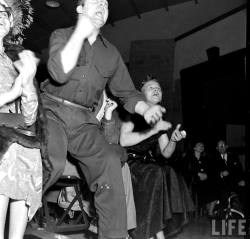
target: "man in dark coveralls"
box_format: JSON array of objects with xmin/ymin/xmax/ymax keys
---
[{"xmin": 41, "ymin": 0, "xmax": 166, "ymax": 238}]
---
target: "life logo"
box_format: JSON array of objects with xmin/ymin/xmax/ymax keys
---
[{"xmin": 211, "ymin": 219, "xmax": 249, "ymax": 237}]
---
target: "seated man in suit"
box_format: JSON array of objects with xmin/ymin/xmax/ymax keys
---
[{"xmin": 214, "ymin": 140, "xmax": 245, "ymax": 209}]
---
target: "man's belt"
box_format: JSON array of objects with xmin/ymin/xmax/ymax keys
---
[{"xmin": 44, "ymin": 93, "xmax": 94, "ymax": 112}]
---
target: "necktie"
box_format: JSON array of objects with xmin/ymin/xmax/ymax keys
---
[{"xmin": 222, "ymin": 154, "xmax": 227, "ymax": 164}]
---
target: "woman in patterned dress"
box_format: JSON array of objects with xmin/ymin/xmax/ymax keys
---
[{"xmin": 0, "ymin": 0, "xmax": 42, "ymax": 238}]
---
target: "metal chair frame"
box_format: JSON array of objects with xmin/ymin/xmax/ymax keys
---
[{"xmin": 42, "ymin": 175, "xmax": 90, "ymax": 234}]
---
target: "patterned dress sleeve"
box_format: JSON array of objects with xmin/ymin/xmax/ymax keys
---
[{"xmin": 21, "ymin": 81, "xmax": 38, "ymax": 126}]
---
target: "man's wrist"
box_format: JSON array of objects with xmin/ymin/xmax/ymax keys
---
[
  {"xmin": 75, "ymin": 17, "xmax": 97, "ymax": 40},
  {"xmin": 102, "ymin": 118, "xmax": 115, "ymax": 124}
]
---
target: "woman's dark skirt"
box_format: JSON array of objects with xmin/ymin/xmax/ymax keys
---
[{"xmin": 129, "ymin": 160, "xmax": 194, "ymax": 239}]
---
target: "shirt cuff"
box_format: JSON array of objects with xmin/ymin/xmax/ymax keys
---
[
  {"xmin": 102, "ymin": 118, "xmax": 116, "ymax": 125},
  {"xmin": 48, "ymin": 52, "xmax": 74, "ymax": 84}
]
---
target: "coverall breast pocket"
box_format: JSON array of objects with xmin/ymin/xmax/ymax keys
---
[{"xmin": 94, "ymin": 64, "xmax": 113, "ymax": 79}]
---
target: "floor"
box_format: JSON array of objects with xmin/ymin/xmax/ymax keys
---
[{"xmin": 24, "ymin": 216, "xmax": 245, "ymax": 239}]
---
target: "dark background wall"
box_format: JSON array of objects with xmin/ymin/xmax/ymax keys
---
[{"xmin": 180, "ymin": 49, "xmax": 246, "ymax": 150}]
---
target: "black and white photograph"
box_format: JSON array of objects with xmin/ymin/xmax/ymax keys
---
[{"xmin": 0, "ymin": 0, "xmax": 247, "ymax": 238}]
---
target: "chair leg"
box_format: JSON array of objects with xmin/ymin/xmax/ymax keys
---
[
  {"xmin": 41, "ymin": 176, "xmax": 90, "ymax": 234},
  {"xmin": 42, "ymin": 197, "xmax": 55, "ymax": 231},
  {"xmin": 56, "ymin": 196, "xmax": 78, "ymax": 226},
  {"xmin": 74, "ymin": 184, "xmax": 89, "ymax": 227}
]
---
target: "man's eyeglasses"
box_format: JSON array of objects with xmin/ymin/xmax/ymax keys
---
[{"xmin": 0, "ymin": 10, "xmax": 11, "ymax": 19}]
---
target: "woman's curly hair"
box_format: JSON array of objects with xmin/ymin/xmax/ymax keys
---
[{"xmin": 1, "ymin": 0, "xmax": 33, "ymax": 45}]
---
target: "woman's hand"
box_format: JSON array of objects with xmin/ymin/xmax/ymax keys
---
[
  {"xmin": 170, "ymin": 124, "xmax": 187, "ymax": 142},
  {"xmin": 238, "ymin": 180, "xmax": 245, "ymax": 187},
  {"xmin": 14, "ymin": 50, "xmax": 39, "ymax": 86},
  {"xmin": 153, "ymin": 119, "xmax": 172, "ymax": 133},
  {"xmin": 220, "ymin": 170, "xmax": 229, "ymax": 178},
  {"xmin": 104, "ymin": 98, "xmax": 118, "ymax": 120},
  {"xmin": 198, "ymin": 172, "xmax": 208, "ymax": 181}
]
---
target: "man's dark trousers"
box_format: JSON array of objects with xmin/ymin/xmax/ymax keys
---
[{"xmin": 42, "ymin": 96, "xmax": 127, "ymax": 239}]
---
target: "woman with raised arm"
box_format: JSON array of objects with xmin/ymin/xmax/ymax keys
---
[{"xmin": 120, "ymin": 76, "xmax": 194, "ymax": 239}]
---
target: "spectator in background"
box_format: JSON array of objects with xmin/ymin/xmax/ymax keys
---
[
  {"xmin": 214, "ymin": 140, "xmax": 245, "ymax": 208},
  {"xmin": 183, "ymin": 141, "xmax": 219, "ymax": 217}
]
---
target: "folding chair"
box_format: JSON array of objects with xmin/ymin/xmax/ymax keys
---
[{"xmin": 42, "ymin": 157, "xmax": 90, "ymax": 234}]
